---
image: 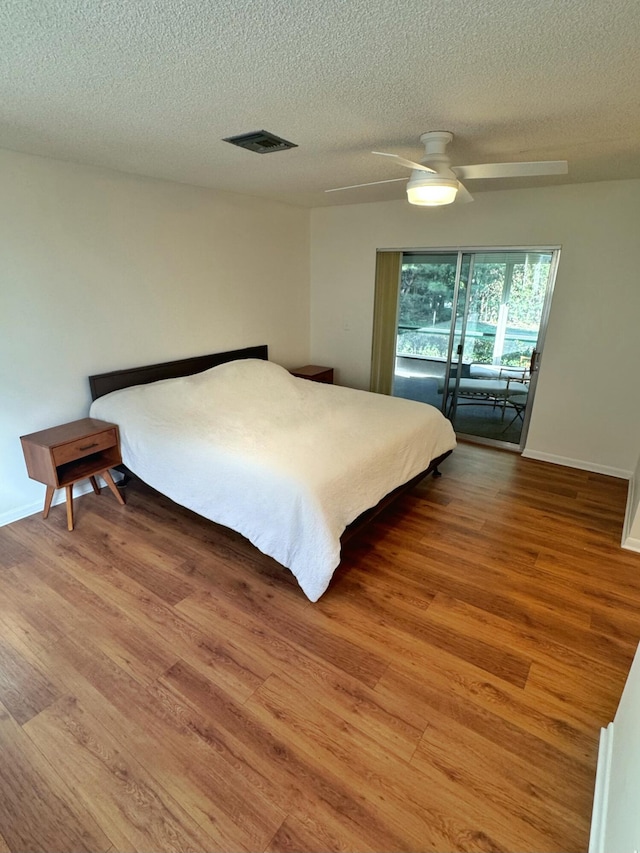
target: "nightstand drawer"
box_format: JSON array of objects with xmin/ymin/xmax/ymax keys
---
[{"xmin": 52, "ymin": 427, "xmax": 118, "ymax": 466}]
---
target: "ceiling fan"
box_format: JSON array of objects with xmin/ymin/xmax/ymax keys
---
[{"xmin": 326, "ymin": 131, "xmax": 568, "ymax": 206}]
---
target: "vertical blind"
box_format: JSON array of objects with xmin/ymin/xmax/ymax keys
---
[{"xmin": 370, "ymin": 251, "xmax": 401, "ymax": 394}]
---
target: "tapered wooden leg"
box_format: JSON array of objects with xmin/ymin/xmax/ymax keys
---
[
  {"xmin": 89, "ymin": 476, "xmax": 101, "ymax": 495},
  {"xmin": 100, "ymin": 469, "xmax": 126, "ymax": 506},
  {"xmin": 43, "ymin": 486, "xmax": 55, "ymax": 519},
  {"xmin": 65, "ymin": 484, "xmax": 74, "ymax": 531}
]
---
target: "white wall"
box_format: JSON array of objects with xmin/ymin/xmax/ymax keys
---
[
  {"xmin": 1, "ymin": 148, "xmax": 310, "ymax": 524},
  {"xmin": 310, "ymin": 180, "xmax": 640, "ymax": 476},
  {"xmin": 590, "ymin": 642, "xmax": 640, "ymax": 853}
]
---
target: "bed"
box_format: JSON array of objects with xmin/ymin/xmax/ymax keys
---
[{"xmin": 89, "ymin": 346, "xmax": 456, "ymax": 601}]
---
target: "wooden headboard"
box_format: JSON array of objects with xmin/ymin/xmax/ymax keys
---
[{"xmin": 89, "ymin": 345, "xmax": 269, "ymax": 400}]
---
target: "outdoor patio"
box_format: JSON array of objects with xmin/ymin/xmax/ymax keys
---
[{"xmin": 393, "ymin": 358, "xmax": 525, "ymax": 445}]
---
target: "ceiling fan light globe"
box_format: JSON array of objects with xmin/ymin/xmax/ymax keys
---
[{"xmin": 406, "ymin": 177, "xmax": 458, "ymax": 206}]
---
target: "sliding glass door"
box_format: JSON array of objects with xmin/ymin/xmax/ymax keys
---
[{"xmin": 392, "ymin": 248, "xmax": 559, "ymax": 448}]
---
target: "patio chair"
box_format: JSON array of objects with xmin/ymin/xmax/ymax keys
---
[{"xmin": 502, "ymin": 391, "xmax": 529, "ymax": 431}]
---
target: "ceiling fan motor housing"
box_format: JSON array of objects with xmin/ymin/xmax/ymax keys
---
[{"xmin": 419, "ymin": 130, "xmax": 455, "ymax": 171}]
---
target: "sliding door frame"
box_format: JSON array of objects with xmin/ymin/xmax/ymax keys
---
[{"xmin": 376, "ymin": 244, "xmax": 562, "ymax": 452}]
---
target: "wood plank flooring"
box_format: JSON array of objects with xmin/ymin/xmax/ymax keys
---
[{"xmin": 1, "ymin": 442, "xmax": 639, "ymax": 852}]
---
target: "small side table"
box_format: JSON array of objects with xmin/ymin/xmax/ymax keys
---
[
  {"xmin": 290, "ymin": 365, "xmax": 334, "ymax": 384},
  {"xmin": 20, "ymin": 417, "xmax": 125, "ymax": 531}
]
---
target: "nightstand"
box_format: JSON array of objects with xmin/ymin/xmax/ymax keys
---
[
  {"xmin": 20, "ymin": 417, "xmax": 125, "ymax": 531},
  {"xmin": 290, "ymin": 365, "xmax": 334, "ymax": 384}
]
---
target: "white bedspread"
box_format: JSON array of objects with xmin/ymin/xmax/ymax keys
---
[{"xmin": 90, "ymin": 359, "xmax": 456, "ymax": 601}]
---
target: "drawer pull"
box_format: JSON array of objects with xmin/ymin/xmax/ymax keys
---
[{"xmin": 78, "ymin": 442, "xmax": 99, "ymax": 451}]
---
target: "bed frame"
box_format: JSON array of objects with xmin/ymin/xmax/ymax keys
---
[{"xmin": 88, "ymin": 344, "xmax": 451, "ymax": 544}]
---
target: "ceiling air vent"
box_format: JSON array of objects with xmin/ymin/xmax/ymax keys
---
[{"xmin": 222, "ymin": 130, "xmax": 297, "ymax": 154}]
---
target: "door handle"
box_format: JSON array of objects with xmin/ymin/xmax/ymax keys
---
[{"xmin": 530, "ymin": 349, "xmax": 541, "ymax": 372}]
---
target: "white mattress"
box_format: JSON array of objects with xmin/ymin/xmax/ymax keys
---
[{"xmin": 90, "ymin": 359, "xmax": 456, "ymax": 601}]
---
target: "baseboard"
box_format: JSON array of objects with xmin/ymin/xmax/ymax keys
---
[
  {"xmin": 521, "ymin": 449, "xmax": 632, "ymax": 480},
  {"xmin": 589, "ymin": 722, "xmax": 614, "ymax": 853},
  {"xmin": 0, "ymin": 472, "xmax": 124, "ymax": 527},
  {"xmin": 622, "ymin": 535, "xmax": 640, "ymax": 553}
]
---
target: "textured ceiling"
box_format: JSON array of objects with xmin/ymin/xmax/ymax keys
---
[{"xmin": 2, "ymin": 0, "xmax": 640, "ymax": 207}]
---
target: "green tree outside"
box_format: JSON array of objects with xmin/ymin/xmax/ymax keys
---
[{"xmin": 397, "ymin": 254, "xmax": 550, "ymax": 365}]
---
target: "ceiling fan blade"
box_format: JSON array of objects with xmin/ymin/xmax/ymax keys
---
[
  {"xmin": 452, "ymin": 160, "xmax": 568, "ymax": 180},
  {"xmin": 455, "ymin": 182, "xmax": 474, "ymax": 203},
  {"xmin": 372, "ymin": 152, "xmax": 436, "ymax": 173},
  {"xmin": 325, "ymin": 177, "xmax": 407, "ymax": 193}
]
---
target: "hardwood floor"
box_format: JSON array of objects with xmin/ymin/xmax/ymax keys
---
[{"xmin": 1, "ymin": 442, "xmax": 639, "ymax": 852}]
